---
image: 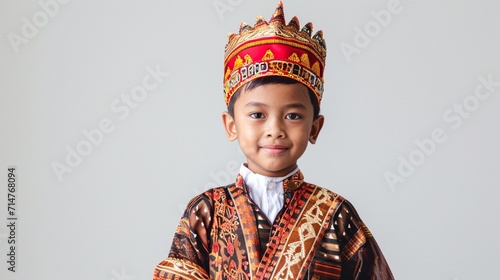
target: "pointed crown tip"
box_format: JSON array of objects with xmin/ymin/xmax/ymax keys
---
[{"xmin": 270, "ymin": 1, "xmax": 285, "ymax": 23}]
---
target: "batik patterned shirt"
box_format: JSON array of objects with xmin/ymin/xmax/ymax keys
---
[{"xmin": 153, "ymin": 170, "xmax": 394, "ymax": 280}]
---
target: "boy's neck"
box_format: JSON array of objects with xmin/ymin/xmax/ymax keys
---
[{"xmin": 241, "ymin": 163, "xmax": 299, "ymax": 179}]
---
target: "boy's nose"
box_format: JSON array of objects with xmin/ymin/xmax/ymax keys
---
[{"xmin": 266, "ymin": 118, "xmax": 286, "ymax": 139}]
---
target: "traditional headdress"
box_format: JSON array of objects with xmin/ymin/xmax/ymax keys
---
[{"xmin": 223, "ymin": 1, "xmax": 327, "ymax": 106}]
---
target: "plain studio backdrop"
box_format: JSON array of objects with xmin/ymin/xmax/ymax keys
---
[{"xmin": 1, "ymin": 1, "xmax": 499, "ymax": 279}]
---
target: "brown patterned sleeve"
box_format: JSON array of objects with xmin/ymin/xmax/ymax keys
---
[
  {"xmin": 153, "ymin": 194, "xmax": 213, "ymax": 280},
  {"xmin": 334, "ymin": 200, "xmax": 394, "ymax": 280}
]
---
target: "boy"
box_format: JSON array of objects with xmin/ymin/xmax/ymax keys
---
[{"xmin": 154, "ymin": 2, "xmax": 394, "ymax": 279}]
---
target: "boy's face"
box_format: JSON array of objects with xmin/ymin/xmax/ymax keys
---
[{"xmin": 222, "ymin": 82, "xmax": 324, "ymax": 177}]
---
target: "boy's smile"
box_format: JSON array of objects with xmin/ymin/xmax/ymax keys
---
[{"xmin": 222, "ymin": 82, "xmax": 324, "ymax": 177}]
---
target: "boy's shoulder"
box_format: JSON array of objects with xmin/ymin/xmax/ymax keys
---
[
  {"xmin": 305, "ymin": 182, "xmax": 346, "ymax": 200},
  {"xmin": 306, "ymin": 183, "xmax": 361, "ymax": 216},
  {"xmin": 184, "ymin": 184, "xmax": 236, "ymax": 211}
]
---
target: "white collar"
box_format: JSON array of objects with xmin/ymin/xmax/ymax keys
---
[
  {"xmin": 239, "ymin": 164, "xmax": 299, "ymax": 189},
  {"xmin": 238, "ymin": 164, "xmax": 299, "ymax": 222}
]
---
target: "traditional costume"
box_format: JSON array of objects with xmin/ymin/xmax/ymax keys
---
[{"xmin": 154, "ymin": 2, "xmax": 394, "ymax": 279}]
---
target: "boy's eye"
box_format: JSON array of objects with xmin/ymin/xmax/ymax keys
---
[
  {"xmin": 285, "ymin": 113, "xmax": 301, "ymax": 120},
  {"xmin": 250, "ymin": 113, "xmax": 265, "ymax": 119}
]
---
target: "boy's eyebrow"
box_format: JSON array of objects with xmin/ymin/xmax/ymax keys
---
[
  {"xmin": 244, "ymin": 101, "xmax": 307, "ymax": 110},
  {"xmin": 244, "ymin": 101, "xmax": 267, "ymax": 108},
  {"xmin": 284, "ymin": 103, "xmax": 307, "ymax": 110}
]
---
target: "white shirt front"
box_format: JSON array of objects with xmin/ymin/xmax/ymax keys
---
[{"xmin": 239, "ymin": 164, "xmax": 299, "ymax": 223}]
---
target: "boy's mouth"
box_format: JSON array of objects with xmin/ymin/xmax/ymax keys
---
[{"xmin": 260, "ymin": 145, "xmax": 288, "ymax": 155}]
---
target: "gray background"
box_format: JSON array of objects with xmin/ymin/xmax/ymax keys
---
[{"xmin": 1, "ymin": 0, "xmax": 499, "ymax": 279}]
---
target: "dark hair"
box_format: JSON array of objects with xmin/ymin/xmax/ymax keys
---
[{"xmin": 227, "ymin": 76, "xmax": 320, "ymax": 118}]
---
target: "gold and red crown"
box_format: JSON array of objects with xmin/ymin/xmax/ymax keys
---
[{"xmin": 223, "ymin": 1, "xmax": 327, "ymax": 106}]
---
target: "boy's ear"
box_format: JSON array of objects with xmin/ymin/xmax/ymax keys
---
[
  {"xmin": 222, "ymin": 112, "xmax": 238, "ymax": 141},
  {"xmin": 309, "ymin": 115, "xmax": 324, "ymax": 144}
]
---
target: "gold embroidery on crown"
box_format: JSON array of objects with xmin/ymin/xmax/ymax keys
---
[
  {"xmin": 225, "ymin": 68, "xmax": 232, "ymax": 79},
  {"xmin": 300, "ymin": 53, "xmax": 310, "ymax": 68},
  {"xmin": 311, "ymin": 61, "xmax": 321, "ymax": 76},
  {"xmin": 262, "ymin": 49, "xmax": 275, "ymax": 61},
  {"xmin": 244, "ymin": 54, "xmax": 253, "ymax": 64},
  {"xmin": 288, "ymin": 52, "xmax": 300, "ymax": 63},
  {"xmin": 234, "ymin": 55, "xmax": 243, "ymax": 69}
]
